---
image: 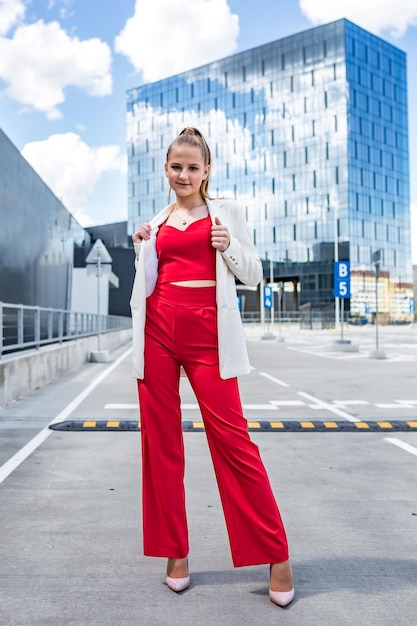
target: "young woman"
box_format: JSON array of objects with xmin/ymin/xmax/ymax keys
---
[{"xmin": 130, "ymin": 127, "xmax": 294, "ymax": 607}]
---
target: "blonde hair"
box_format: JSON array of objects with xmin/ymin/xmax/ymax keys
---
[{"xmin": 166, "ymin": 127, "xmax": 212, "ymax": 199}]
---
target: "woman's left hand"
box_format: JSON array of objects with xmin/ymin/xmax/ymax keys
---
[{"xmin": 211, "ymin": 217, "xmax": 230, "ymax": 252}]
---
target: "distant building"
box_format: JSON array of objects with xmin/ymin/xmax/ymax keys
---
[{"xmin": 126, "ymin": 18, "xmax": 413, "ymax": 321}]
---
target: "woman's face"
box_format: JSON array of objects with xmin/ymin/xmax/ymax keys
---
[{"xmin": 165, "ymin": 145, "xmax": 209, "ymax": 203}]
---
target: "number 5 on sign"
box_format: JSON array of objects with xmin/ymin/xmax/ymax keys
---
[{"xmin": 334, "ymin": 261, "xmax": 350, "ymax": 299}]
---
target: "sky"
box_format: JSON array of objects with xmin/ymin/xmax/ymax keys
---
[{"xmin": 1, "ymin": 0, "xmax": 416, "ymax": 261}]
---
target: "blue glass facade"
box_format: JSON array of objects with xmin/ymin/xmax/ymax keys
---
[{"xmin": 126, "ymin": 19, "xmax": 412, "ymax": 320}]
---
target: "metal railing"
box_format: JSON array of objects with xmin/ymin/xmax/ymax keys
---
[{"xmin": 0, "ymin": 301, "xmax": 132, "ymax": 358}]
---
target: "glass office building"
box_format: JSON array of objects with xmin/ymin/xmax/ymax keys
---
[{"xmin": 126, "ymin": 19, "xmax": 412, "ymax": 321}]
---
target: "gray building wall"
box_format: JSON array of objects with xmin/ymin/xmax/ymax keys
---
[{"xmin": 0, "ymin": 128, "xmax": 88, "ymax": 309}]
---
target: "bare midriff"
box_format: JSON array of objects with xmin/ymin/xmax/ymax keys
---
[{"xmin": 169, "ymin": 280, "xmax": 216, "ymax": 287}]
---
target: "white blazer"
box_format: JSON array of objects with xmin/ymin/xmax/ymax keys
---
[{"xmin": 130, "ymin": 198, "xmax": 263, "ymax": 379}]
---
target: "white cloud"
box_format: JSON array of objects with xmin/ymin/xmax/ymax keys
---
[
  {"xmin": 115, "ymin": 0, "xmax": 239, "ymax": 82},
  {"xmin": 300, "ymin": 0, "xmax": 417, "ymax": 37},
  {"xmin": 21, "ymin": 133, "xmax": 127, "ymax": 224},
  {"xmin": 0, "ymin": 19, "xmax": 112, "ymax": 119},
  {"xmin": 0, "ymin": 0, "xmax": 25, "ymax": 35}
]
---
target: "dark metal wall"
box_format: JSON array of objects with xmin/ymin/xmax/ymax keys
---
[{"xmin": 0, "ymin": 128, "xmax": 88, "ymax": 309}]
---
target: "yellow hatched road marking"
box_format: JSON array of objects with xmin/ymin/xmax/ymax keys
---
[
  {"xmin": 407, "ymin": 421, "xmax": 417, "ymax": 428},
  {"xmin": 192, "ymin": 421, "xmax": 204, "ymax": 428},
  {"xmin": 106, "ymin": 421, "xmax": 120, "ymax": 428},
  {"xmin": 247, "ymin": 421, "xmax": 261, "ymax": 428},
  {"xmin": 377, "ymin": 421, "xmax": 393, "ymax": 429},
  {"xmin": 83, "ymin": 421, "xmax": 96, "ymax": 428},
  {"xmin": 324, "ymin": 421, "xmax": 338, "ymax": 428},
  {"xmin": 300, "ymin": 421, "xmax": 315, "ymax": 428},
  {"xmin": 355, "ymin": 422, "xmax": 370, "ymax": 429},
  {"xmin": 270, "ymin": 422, "xmax": 285, "ymax": 429}
]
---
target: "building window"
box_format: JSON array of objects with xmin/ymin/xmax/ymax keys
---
[
  {"xmin": 261, "ymin": 60, "xmax": 265, "ymax": 76},
  {"xmin": 311, "ymin": 70, "xmax": 315, "ymax": 86},
  {"xmin": 306, "ymin": 197, "xmax": 309, "ymax": 214},
  {"xmin": 272, "ymin": 178, "xmax": 275, "ymax": 194},
  {"xmin": 242, "ymin": 66, "xmax": 246, "ymax": 82},
  {"xmin": 313, "ymin": 171, "xmax": 317, "ymax": 188},
  {"xmin": 284, "ymin": 200, "xmax": 288, "ymax": 217},
  {"xmin": 283, "ymin": 151, "xmax": 287, "ymax": 167},
  {"xmin": 273, "ymin": 226, "xmax": 276, "ymax": 243},
  {"xmin": 326, "ymin": 142, "xmax": 329, "ymax": 159},
  {"xmin": 312, "ymin": 120, "xmax": 315, "ymax": 136},
  {"xmin": 292, "ymin": 174, "xmax": 296, "ymax": 190},
  {"xmin": 305, "ymin": 147, "xmax": 308, "ymax": 164},
  {"xmin": 293, "ymin": 224, "xmax": 297, "ymax": 240},
  {"xmin": 271, "ymin": 129, "xmax": 275, "ymax": 146},
  {"xmin": 335, "ymin": 166, "xmax": 339, "ymax": 184},
  {"xmin": 252, "ymin": 181, "xmax": 256, "ymax": 197},
  {"xmin": 314, "ymin": 221, "xmax": 318, "ymax": 238},
  {"xmin": 324, "ymin": 91, "xmax": 328, "ymax": 108}
]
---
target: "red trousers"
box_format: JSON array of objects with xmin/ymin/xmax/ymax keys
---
[{"xmin": 137, "ymin": 283, "xmax": 289, "ymax": 567}]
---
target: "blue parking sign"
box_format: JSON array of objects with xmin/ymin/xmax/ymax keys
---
[
  {"xmin": 263, "ymin": 285, "xmax": 273, "ymax": 309},
  {"xmin": 410, "ymin": 298, "xmax": 415, "ymax": 313},
  {"xmin": 334, "ymin": 261, "xmax": 350, "ymax": 299}
]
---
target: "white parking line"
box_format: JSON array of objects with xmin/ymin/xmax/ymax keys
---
[
  {"xmin": 0, "ymin": 348, "xmax": 132, "ymax": 485},
  {"xmin": 258, "ymin": 372, "xmax": 290, "ymax": 387},
  {"xmin": 385, "ymin": 438, "xmax": 417, "ymax": 458},
  {"xmin": 297, "ymin": 392, "xmax": 360, "ymax": 422}
]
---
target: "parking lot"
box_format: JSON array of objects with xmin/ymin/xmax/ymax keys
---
[{"xmin": 1, "ymin": 324, "xmax": 416, "ymax": 625}]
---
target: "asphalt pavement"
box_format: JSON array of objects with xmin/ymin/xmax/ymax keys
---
[{"xmin": 0, "ymin": 324, "xmax": 416, "ymax": 625}]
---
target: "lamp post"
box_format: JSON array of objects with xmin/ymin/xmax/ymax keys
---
[
  {"xmin": 369, "ymin": 249, "xmax": 386, "ymax": 359},
  {"xmin": 277, "ymin": 281, "xmax": 284, "ymax": 342},
  {"xmin": 333, "ymin": 204, "xmax": 340, "ymax": 329},
  {"xmin": 261, "ymin": 250, "xmax": 285, "ymax": 342}
]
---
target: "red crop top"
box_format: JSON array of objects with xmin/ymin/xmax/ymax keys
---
[{"xmin": 156, "ymin": 216, "xmax": 216, "ymax": 283}]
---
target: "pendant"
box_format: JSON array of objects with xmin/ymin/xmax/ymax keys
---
[{"xmin": 182, "ymin": 220, "xmax": 187, "ymax": 225}]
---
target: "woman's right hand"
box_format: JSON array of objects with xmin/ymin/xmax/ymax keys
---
[{"xmin": 132, "ymin": 222, "xmax": 152, "ymax": 243}]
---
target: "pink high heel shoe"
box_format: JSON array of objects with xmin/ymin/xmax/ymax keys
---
[
  {"xmin": 165, "ymin": 574, "xmax": 190, "ymax": 592},
  {"xmin": 269, "ymin": 561, "xmax": 294, "ymax": 607},
  {"xmin": 269, "ymin": 587, "xmax": 295, "ymax": 607},
  {"xmin": 165, "ymin": 558, "xmax": 190, "ymax": 592}
]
